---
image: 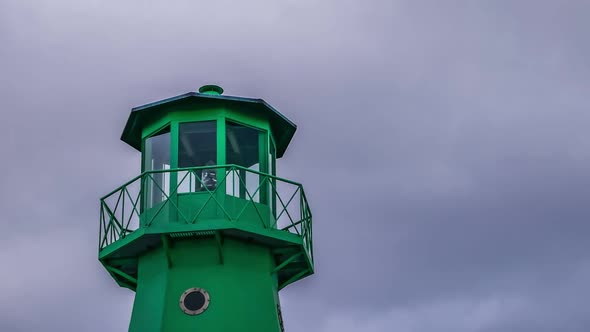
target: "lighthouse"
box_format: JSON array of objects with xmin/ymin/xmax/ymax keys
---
[{"xmin": 98, "ymin": 85, "xmax": 313, "ymax": 331}]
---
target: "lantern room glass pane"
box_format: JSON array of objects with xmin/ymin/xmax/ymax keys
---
[
  {"xmin": 226, "ymin": 121, "xmax": 260, "ymax": 168},
  {"xmin": 144, "ymin": 127, "xmax": 171, "ymax": 209},
  {"xmin": 178, "ymin": 121, "xmax": 217, "ymax": 192},
  {"xmin": 226, "ymin": 121, "xmax": 264, "ymax": 202}
]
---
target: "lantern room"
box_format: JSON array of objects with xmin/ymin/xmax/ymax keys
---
[{"xmin": 119, "ymin": 85, "xmax": 297, "ymax": 223}]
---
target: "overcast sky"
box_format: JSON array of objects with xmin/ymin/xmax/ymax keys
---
[{"xmin": 1, "ymin": 0, "xmax": 590, "ymax": 331}]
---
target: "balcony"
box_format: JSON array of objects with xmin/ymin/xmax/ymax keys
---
[{"xmin": 98, "ymin": 165, "xmax": 313, "ymax": 290}]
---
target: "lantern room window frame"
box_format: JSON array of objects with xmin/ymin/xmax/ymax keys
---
[{"xmin": 139, "ymin": 109, "xmax": 277, "ymax": 205}]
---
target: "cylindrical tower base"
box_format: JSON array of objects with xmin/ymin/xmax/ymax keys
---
[{"xmin": 129, "ymin": 236, "xmax": 283, "ymax": 332}]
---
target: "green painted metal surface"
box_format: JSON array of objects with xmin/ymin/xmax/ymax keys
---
[
  {"xmin": 122, "ymin": 89, "xmax": 296, "ymax": 158},
  {"xmin": 198, "ymin": 84, "xmax": 224, "ymax": 95},
  {"xmin": 99, "ymin": 85, "xmax": 313, "ymax": 331},
  {"xmin": 130, "ymin": 238, "xmax": 282, "ymax": 331}
]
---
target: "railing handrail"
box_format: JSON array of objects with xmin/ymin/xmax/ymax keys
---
[
  {"xmin": 100, "ymin": 164, "xmax": 304, "ymax": 201},
  {"xmin": 99, "ymin": 164, "xmax": 313, "ymax": 266}
]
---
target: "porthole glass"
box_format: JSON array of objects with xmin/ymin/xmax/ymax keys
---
[{"xmin": 179, "ymin": 288, "xmax": 210, "ymax": 315}]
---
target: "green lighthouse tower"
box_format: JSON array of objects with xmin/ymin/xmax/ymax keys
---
[{"xmin": 98, "ymin": 85, "xmax": 313, "ymax": 331}]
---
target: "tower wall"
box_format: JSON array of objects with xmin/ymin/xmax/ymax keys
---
[{"xmin": 129, "ymin": 237, "xmax": 282, "ymax": 332}]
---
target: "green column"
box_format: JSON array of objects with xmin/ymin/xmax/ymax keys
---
[{"xmin": 129, "ymin": 237, "xmax": 282, "ymax": 332}]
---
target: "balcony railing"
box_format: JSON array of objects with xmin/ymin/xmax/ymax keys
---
[{"xmin": 99, "ymin": 165, "xmax": 313, "ymax": 263}]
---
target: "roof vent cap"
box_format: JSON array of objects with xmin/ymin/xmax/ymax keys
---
[{"xmin": 198, "ymin": 84, "xmax": 224, "ymax": 95}]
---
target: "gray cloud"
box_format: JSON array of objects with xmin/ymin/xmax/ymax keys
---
[{"xmin": 1, "ymin": 0, "xmax": 589, "ymax": 331}]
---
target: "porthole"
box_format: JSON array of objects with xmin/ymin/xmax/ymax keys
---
[{"xmin": 179, "ymin": 288, "xmax": 210, "ymax": 315}]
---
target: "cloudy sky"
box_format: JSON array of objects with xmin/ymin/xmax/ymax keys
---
[{"xmin": 1, "ymin": 0, "xmax": 589, "ymax": 331}]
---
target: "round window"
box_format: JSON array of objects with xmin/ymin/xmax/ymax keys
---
[{"xmin": 179, "ymin": 288, "xmax": 210, "ymax": 315}]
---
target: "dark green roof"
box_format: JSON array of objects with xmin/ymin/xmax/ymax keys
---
[{"xmin": 121, "ymin": 92, "xmax": 297, "ymax": 158}]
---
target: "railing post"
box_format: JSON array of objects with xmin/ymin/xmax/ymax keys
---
[
  {"xmin": 99, "ymin": 202, "xmax": 104, "ymax": 250},
  {"xmin": 216, "ymin": 165, "xmax": 226, "ymax": 221},
  {"xmin": 169, "ymin": 168, "xmax": 178, "ymax": 224},
  {"xmin": 140, "ymin": 175, "xmax": 146, "ymax": 226}
]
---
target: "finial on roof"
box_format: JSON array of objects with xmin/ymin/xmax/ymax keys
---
[{"xmin": 198, "ymin": 84, "xmax": 224, "ymax": 95}]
